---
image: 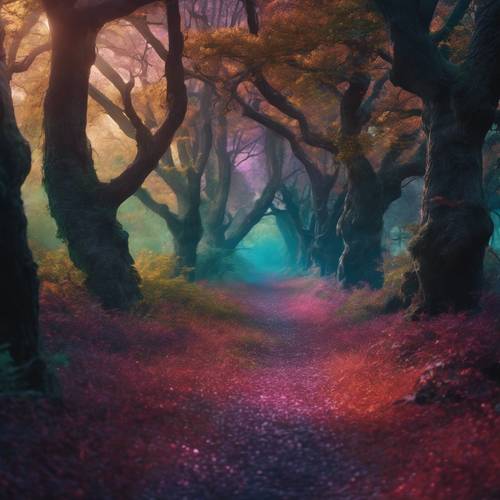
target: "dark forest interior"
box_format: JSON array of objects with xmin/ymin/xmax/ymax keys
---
[{"xmin": 1, "ymin": 0, "xmax": 500, "ymax": 498}]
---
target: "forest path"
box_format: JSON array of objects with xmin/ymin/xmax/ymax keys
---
[
  {"xmin": 148, "ymin": 279, "xmax": 383, "ymax": 499},
  {"xmin": 7, "ymin": 280, "xmax": 500, "ymax": 497}
]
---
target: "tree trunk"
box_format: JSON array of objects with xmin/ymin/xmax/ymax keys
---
[
  {"xmin": 408, "ymin": 99, "xmax": 493, "ymax": 314},
  {"xmin": 335, "ymin": 74, "xmax": 384, "ymax": 288},
  {"xmin": 0, "ymin": 34, "xmax": 47, "ymax": 390},
  {"xmin": 204, "ymin": 112, "xmax": 232, "ymax": 248},
  {"xmin": 374, "ymin": 0, "xmax": 500, "ymax": 314},
  {"xmin": 172, "ymin": 177, "xmax": 204, "ymax": 281},
  {"xmin": 43, "ymin": 19, "xmax": 141, "ymax": 309},
  {"xmin": 310, "ymin": 189, "xmax": 345, "ymax": 276},
  {"xmin": 337, "ymin": 155, "xmax": 384, "ymax": 289},
  {"xmin": 172, "ymin": 217, "xmax": 202, "ymax": 281}
]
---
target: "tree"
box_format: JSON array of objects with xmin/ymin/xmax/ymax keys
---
[
  {"xmin": 134, "ymin": 84, "xmax": 212, "ymax": 280},
  {"xmin": 219, "ymin": 0, "xmax": 424, "ymax": 283},
  {"xmin": 89, "ymin": 39, "xmax": 213, "ymax": 280},
  {"xmin": 375, "ymin": 0, "xmax": 500, "ymax": 314},
  {"xmin": 0, "ymin": 2, "xmax": 47, "ymax": 390},
  {"xmin": 203, "ymin": 114, "xmax": 285, "ymax": 254},
  {"xmin": 42, "ymin": 0, "xmax": 187, "ymax": 309},
  {"xmin": 336, "ymin": 73, "xmax": 425, "ymax": 288},
  {"xmin": 93, "ymin": 6, "xmax": 278, "ymax": 277},
  {"xmin": 230, "ymin": 81, "xmax": 344, "ymax": 275},
  {"xmin": 271, "ymin": 176, "xmax": 317, "ymax": 271}
]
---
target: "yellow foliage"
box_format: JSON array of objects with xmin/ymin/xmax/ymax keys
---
[
  {"xmin": 135, "ymin": 251, "xmax": 242, "ymax": 319},
  {"xmin": 35, "ymin": 247, "xmax": 85, "ymax": 288},
  {"xmin": 33, "ymin": 247, "xmax": 241, "ymax": 319},
  {"xmin": 187, "ymin": 0, "xmax": 384, "ymax": 82}
]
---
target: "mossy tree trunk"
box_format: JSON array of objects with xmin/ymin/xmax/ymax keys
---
[
  {"xmin": 376, "ymin": 0, "xmax": 500, "ymax": 314},
  {"xmin": 42, "ymin": 0, "xmax": 187, "ymax": 308},
  {"xmin": 0, "ymin": 23, "xmax": 46, "ymax": 390}
]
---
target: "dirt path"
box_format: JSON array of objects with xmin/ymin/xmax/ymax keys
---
[
  {"xmin": 6, "ymin": 279, "xmax": 499, "ymax": 498},
  {"xmin": 146, "ymin": 281, "xmax": 383, "ymax": 499}
]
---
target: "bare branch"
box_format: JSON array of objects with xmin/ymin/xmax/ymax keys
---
[
  {"xmin": 135, "ymin": 187, "xmax": 181, "ymax": 229},
  {"xmin": 431, "ymin": 0, "xmax": 473, "ymax": 44},
  {"xmin": 102, "ymin": 0, "xmax": 188, "ymax": 207},
  {"xmin": 242, "ymin": 0, "xmax": 339, "ymax": 156},
  {"xmin": 9, "ymin": 42, "xmax": 50, "ymax": 75}
]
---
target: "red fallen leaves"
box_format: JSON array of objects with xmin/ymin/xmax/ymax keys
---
[{"xmin": 0, "ymin": 279, "xmax": 499, "ymax": 498}]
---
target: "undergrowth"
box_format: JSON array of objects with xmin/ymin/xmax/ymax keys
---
[
  {"xmin": 34, "ymin": 248, "xmax": 242, "ymax": 320},
  {"xmin": 135, "ymin": 251, "xmax": 242, "ymax": 319},
  {"xmin": 336, "ymin": 253, "xmax": 412, "ymax": 323}
]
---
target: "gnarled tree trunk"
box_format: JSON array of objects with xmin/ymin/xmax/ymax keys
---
[
  {"xmin": 337, "ymin": 155, "xmax": 384, "ymax": 289},
  {"xmin": 43, "ymin": 0, "xmax": 187, "ymax": 308},
  {"xmin": 337, "ymin": 75, "xmax": 385, "ymax": 289},
  {"xmin": 376, "ymin": 0, "xmax": 500, "ymax": 314},
  {"xmin": 409, "ymin": 101, "xmax": 493, "ymax": 313},
  {"xmin": 310, "ymin": 183, "xmax": 345, "ymax": 277},
  {"xmin": 0, "ymin": 26, "xmax": 47, "ymax": 390},
  {"xmin": 43, "ymin": 19, "xmax": 141, "ymax": 309}
]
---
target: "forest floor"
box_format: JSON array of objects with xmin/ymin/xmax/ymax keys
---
[{"xmin": 1, "ymin": 277, "xmax": 500, "ymax": 499}]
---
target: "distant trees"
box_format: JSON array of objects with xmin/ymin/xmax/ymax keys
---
[
  {"xmin": 221, "ymin": 0, "xmax": 424, "ymax": 284},
  {"xmin": 375, "ymin": 0, "xmax": 500, "ymax": 314},
  {"xmin": 91, "ymin": 2, "xmax": 284, "ymax": 279},
  {"xmin": 203, "ymin": 125, "xmax": 285, "ymax": 253},
  {"xmin": 271, "ymin": 177, "xmax": 318, "ymax": 271},
  {"xmin": 3, "ymin": 0, "xmax": 498, "ymax": 324},
  {"xmin": 42, "ymin": 0, "xmax": 187, "ymax": 309}
]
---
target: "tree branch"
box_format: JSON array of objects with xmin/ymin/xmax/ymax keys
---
[
  {"xmin": 232, "ymin": 85, "xmax": 324, "ymax": 187},
  {"xmin": 225, "ymin": 130, "xmax": 284, "ymax": 248},
  {"xmin": 74, "ymin": 0, "xmax": 155, "ymax": 28},
  {"xmin": 242, "ymin": 0, "xmax": 339, "ymax": 155},
  {"xmin": 89, "ymin": 83, "xmax": 137, "ymax": 138},
  {"xmin": 431, "ymin": 0, "xmax": 473, "ymax": 44},
  {"xmin": 243, "ymin": 0, "xmax": 259, "ymax": 35},
  {"xmin": 101, "ymin": 0, "xmax": 187, "ymax": 207},
  {"xmin": 340, "ymin": 73, "xmax": 371, "ymax": 136},
  {"xmin": 9, "ymin": 42, "xmax": 50, "ymax": 76},
  {"xmin": 374, "ymin": 0, "xmax": 453, "ymax": 99},
  {"xmin": 128, "ymin": 14, "xmax": 169, "ymax": 60},
  {"xmin": 135, "ymin": 187, "xmax": 181, "ymax": 230}
]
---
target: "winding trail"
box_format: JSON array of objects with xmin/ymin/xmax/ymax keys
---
[
  {"xmin": 5, "ymin": 278, "xmax": 500, "ymax": 498},
  {"xmin": 146, "ymin": 281, "xmax": 385, "ymax": 499}
]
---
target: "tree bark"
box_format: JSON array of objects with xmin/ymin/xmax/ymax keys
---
[
  {"xmin": 0, "ymin": 26, "xmax": 47, "ymax": 390},
  {"xmin": 319, "ymin": 190, "xmax": 345, "ymax": 276},
  {"xmin": 376, "ymin": 0, "xmax": 500, "ymax": 314},
  {"xmin": 336, "ymin": 75, "xmax": 385, "ymax": 288},
  {"xmin": 136, "ymin": 171, "xmax": 204, "ymax": 282},
  {"xmin": 43, "ymin": 0, "xmax": 187, "ymax": 308},
  {"xmin": 43, "ymin": 19, "xmax": 141, "ymax": 310},
  {"xmin": 409, "ymin": 101, "xmax": 493, "ymax": 313},
  {"xmin": 337, "ymin": 155, "xmax": 384, "ymax": 289},
  {"xmin": 172, "ymin": 205, "xmax": 203, "ymax": 280}
]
